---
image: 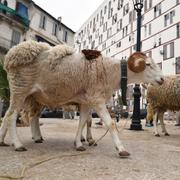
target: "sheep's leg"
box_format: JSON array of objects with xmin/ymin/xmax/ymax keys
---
[
  {"xmin": 0, "ymin": 105, "xmax": 26, "ymax": 151},
  {"xmin": 0, "ymin": 109, "xmax": 10, "ymax": 146},
  {"xmin": 153, "ymin": 112, "xmax": 160, "ymax": 137},
  {"xmin": 30, "ymin": 105, "xmax": 44, "ymax": 143},
  {"xmin": 75, "ymin": 105, "xmax": 89, "ymax": 151},
  {"xmin": 86, "ymin": 113, "xmax": 96, "ymax": 146},
  {"xmin": 31, "ymin": 116, "xmax": 43, "ymax": 143},
  {"xmin": 94, "ymin": 103, "xmax": 130, "ymax": 157},
  {"xmin": 159, "ymin": 112, "xmax": 169, "ymax": 136}
]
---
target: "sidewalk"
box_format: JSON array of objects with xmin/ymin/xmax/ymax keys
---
[{"xmin": 0, "ymin": 118, "xmax": 179, "ymax": 180}]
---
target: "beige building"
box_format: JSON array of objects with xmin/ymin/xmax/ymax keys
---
[
  {"xmin": 0, "ymin": 0, "xmax": 75, "ymax": 116},
  {"xmin": 0, "ymin": 0, "xmax": 75, "ymax": 58}
]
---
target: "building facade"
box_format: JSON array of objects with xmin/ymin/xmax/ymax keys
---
[
  {"xmin": 0, "ymin": 0, "xmax": 75, "ymax": 58},
  {"xmin": 0, "ymin": 0, "xmax": 75, "ymax": 116},
  {"xmin": 75, "ymin": 0, "xmax": 180, "ymax": 111}
]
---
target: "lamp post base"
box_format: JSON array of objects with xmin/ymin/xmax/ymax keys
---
[
  {"xmin": 130, "ymin": 84, "xmax": 143, "ymax": 131},
  {"xmin": 130, "ymin": 123, "xmax": 142, "ymax": 130}
]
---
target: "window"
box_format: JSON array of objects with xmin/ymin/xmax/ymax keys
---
[
  {"xmin": 107, "ymin": 27, "xmax": 112, "ymax": 38},
  {"xmin": 158, "ymin": 37, "xmax": 161, "ymax": 46},
  {"xmin": 104, "ymin": 5, "xmax": 107, "ymax": 14},
  {"xmin": 149, "ymin": 0, "xmax": 152, "ymax": 9},
  {"xmin": 144, "ymin": 0, "xmax": 152, "ymax": 12},
  {"xmin": 93, "ymin": 18, "xmax": 96, "ymax": 32},
  {"xmin": 112, "ymin": 13, "xmax": 117, "ymax": 25},
  {"xmin": 170, "ymin": 10, "xmax": 175, "ymax": 24},
  {"xmin": 91, "ymin": 40, "xmax": 95, "ymax": 49},
  {"xmin": 154, "ymin": 3, "xmax": 161, "ymax": 18},
  {"xmin": 163, "ymin": 42, "xmax": 174, "ymax": 60},
  {"xmin": 16, "ymin": 2, "xmax": 28, "ymax": 18},
  {"xmin": 122, "ymin": 25, "xmax": 128, "ymax": 37},
  {"xmin": 88, "ymin": 35, "xmax": 92, "ymax": 43},
  {"xmin": 144, "ymin": 0, "xmax": 148, "ymax": 12},
  {"xmin": 117, "ymin": 0, "xmax": 123, "ymax": 10},
  {"xmin": 63, "ymin": 30, "xmax": 68, "ymax": 42},
  {"xmin": 108, "ymin": 1, "xmax": 111, "ymax": 18},
  {"xmin": 164, "ymin": 14, "xmax": 169, "ymax": 27},
  {"xmin": 177, "ymin": 23, "xmax": 180, "ymax": 37},
  {"xmin": 117, "ymin": 19, "xmax": 122, "ymax": 31},
  {"xmin": 157, "ymin": 62, "xmax": 162, "ymax": 69},
  {"xmin": 175, "ymin": 57, "xmax": 180, "ymax": 74},
  {"xmin": 129, "ymin": 11, "xmax": 133, "ymax": 23},
  {"xmin": 164, "ymin": 10, "xmax": 175, "ymax": 27},
  {"xmin": 11, "ymin": 30, "xmax": 21, "ymax": 47},
  {"xmin": 116, "ymin": 41, "xmax": 121, "ymax": 48},
  {"xmin": 39, "ymin": 14, "xmax": 46, "ymax": 29},
  {"xmin": 99, "ymin": 34, "xmax": 103, "ymax": 44},
  {"xmin": 123, "ymin": 3, "xmax": 129, "ymax": 16},
  {"xmin": 100, "ymin": 17, "xmax": 104, "ymax": 26},
  {"xmin": 52, "ymin": 23, "xmax": 58, "ymax": 36},
  {"xmin": 96, "ymin": 14, "xmax": 99, "ymax": 22},
  {"xmin": 90, "ymin": 21, "xmax": 92, "ymax": 28},
  {"xmin": 144, "ymin": 25, "xmax": 147, "ymax": 37},
  {"xmin": 100, "ymin": 10, "xmax": 103, "ymax": 17},
  {"xmin": 95, "ymin": 29, "xmax": 99, "ymax": 39},
  {"xmin": 103, "ymin": 22, "xmax": 107, "ymax": 32},
  {"xmin": 102, "ymin": 42, "xmax": 106, "ymax": 50},
  {"xmin": 148, "ymin": 23, "xmax": 151, "ymax": 36}
]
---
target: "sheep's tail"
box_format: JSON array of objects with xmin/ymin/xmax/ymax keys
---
[{"xmin": 4, "ymin": 40, "xmax": 50, "ymax": 71}]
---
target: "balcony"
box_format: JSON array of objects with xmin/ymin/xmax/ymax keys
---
[{"xmin": 0, "ymin": 3, "xmax": 29, "ymax": 28}]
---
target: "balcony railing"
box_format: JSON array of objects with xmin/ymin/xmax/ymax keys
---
[{"xmin": 0, "ymin": 3, "xmax": 29, "ymax": 27}]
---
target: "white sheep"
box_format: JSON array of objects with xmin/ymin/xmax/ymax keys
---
[
  {"xmin": 0, "ymin": 40, "xmax": 164, "ymax": 157},
  {"xmin": 146, "ymin": 75, "xmax": 180, "ymax": 136}
]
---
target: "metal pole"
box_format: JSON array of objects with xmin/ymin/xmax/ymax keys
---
[{"xmin": 130, "ymin": 4, "xmax": 143, "ymax": 130}]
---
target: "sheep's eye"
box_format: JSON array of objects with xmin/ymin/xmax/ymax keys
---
[{"xmin": 146, "ymin": 63, "xmax": 151, "ymax": 66}]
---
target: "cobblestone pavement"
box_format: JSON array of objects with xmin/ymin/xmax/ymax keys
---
[{"xmin": 0, "ymin": 118, "xmax": 179, "ymax": 180}]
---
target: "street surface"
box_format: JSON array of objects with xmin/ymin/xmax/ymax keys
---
[{"xmin": 0, "ymin": 118, "xmax": 179, "ymax": 180}]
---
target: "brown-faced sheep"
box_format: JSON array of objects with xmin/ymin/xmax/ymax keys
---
[
  {"xmin": 146, "ymin": 76, "xmax": 180, "ymax": 136},
  {"xmin": 0, "ymin": 40, "xmax": 164, "ymax": 157}
]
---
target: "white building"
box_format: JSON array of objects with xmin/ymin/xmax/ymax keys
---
[{"xmin": 75, "ymin": 0, "xmax": 180, "ymax": 111}]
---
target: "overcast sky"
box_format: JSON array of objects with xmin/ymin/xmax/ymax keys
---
[{"xmin": 34, "ymin": 0, "xmax": 104, "ymax": 32}]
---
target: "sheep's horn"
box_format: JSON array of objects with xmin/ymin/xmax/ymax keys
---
[{"xmin": 127, "ymin": 52, "xmax": 147, "ymax": 73}]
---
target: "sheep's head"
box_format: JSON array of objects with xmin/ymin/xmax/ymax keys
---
[{"xmin": 127, "ymin": 52, "xmax": 164, "ymax": 85}]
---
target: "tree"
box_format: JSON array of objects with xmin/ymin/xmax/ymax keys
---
[{"xmin": 0, "ymin": 58, "xmax": 10, "ymax": 120}]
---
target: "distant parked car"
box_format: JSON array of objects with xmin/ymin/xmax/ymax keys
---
[{"xmin": 41, "ymin": 108, "xmax": 63, "ymax": 118}]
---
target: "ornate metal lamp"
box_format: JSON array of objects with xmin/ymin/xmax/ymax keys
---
[{"xmin": 130, "ymin": 0, "xmax": 144, "ymax": 130}]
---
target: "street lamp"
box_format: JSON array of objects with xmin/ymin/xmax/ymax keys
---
[{"xmin": 130, "ymin": 0, "xmax": 144, "ymax": 130}]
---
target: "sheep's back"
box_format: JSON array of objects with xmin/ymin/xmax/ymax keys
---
[
  {"xmin": 4, "ymin": 40, "xmax": 50, "ymax": 71},
  {"xmin": 147, "ymin": 76, "xmax": 180, "ymax": 111}
]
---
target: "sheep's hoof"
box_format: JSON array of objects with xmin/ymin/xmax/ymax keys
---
[
  {"xmin": 35, "ymin": 139, "xmax": 43, "ymax": 143},
  {"xmin": 81, "ymin": 137, "xmax": 86, "ymax": 142},
  {"xmin": 0, "ymin": 142, "xmax": 9, "ymax": 146},
  {"xmin": 165, "ymin": 133, "xmax": 170, "ymax": 136},
  {"xmin": 15, "ymin": 147, "xmax": 27, "ymax": 151},
  {"xmin": 76, "ymin": 146, "xmax": 86, "ymax": 151},
  {"xmin": 88, "ymin": 139, "xmax": 97, "ymax": 146},
  {"xmin": 155, "ymin": 134, "xmax": 160, "ymax": 137},
  {"xmin": 119, "ymin": 151, "xmax": 130, "ymax": 158}
]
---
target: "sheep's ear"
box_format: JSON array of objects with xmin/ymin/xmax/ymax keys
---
[{"xmin": 127, "ymin": 52, "xmax": 147, "ymax": 73}]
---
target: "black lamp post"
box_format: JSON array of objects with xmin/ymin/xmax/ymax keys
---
[{"xmin": 130, "ymin": 0, "xmax": 144, "ymax": 130}]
